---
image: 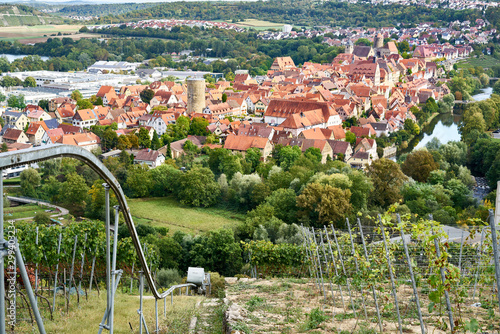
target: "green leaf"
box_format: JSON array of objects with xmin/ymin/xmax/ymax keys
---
[
  {"xmin": 428, "ymin": 302, "xmax": 435, "ymax": 314},
  {"xmin": 464, "ymin": 318, "xmax": 480, "ymax": 333},
  {"xmin": 428, "ymin": 290, "xmax": 441, "ymax": 303}
]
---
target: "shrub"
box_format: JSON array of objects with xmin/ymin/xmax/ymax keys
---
[
  {"xmin": 209, "ymin": 272, "xmax": 226, "ymax": 298},
  {"xmin": 304, "ymin": 307, "xmax": 328, "ymax": 330},
  {"xmin": 156, "ymin": 268, "xmax": 181, "ymax": 288},
  {"xmin": 34, "ymin": 211, "xmax": 51, "ymax": 225}
]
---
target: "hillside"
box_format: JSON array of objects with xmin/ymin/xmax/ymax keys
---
[
  {"xmin": 57, "ymin": 2, "xmax": 157, "ymax": 17},
  {"xmin": 94, "ymin": 0, "xmax": 484, "ymax": 28},
  {"xmin": 0, "ymin": 4, "xmax": 66, "ymax": 26}
]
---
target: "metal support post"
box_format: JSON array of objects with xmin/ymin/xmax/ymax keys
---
[
  {"xmin": 458, "ymin": 230, "xmax": 464, "ymax": 273},
  {"xmin": 67, "ymin": 235, "xmax": 78, "ymax": 305},
  {"xmin": 130, "ymin": 262, "xmax": 134, "ymax": 294},
  {"xmin": 379, "ymin": 217, "xmax": 403, "ymax": 334},
  {"xmin": 472, "ymin": 227, "xmax": 485, "ymax": 302},
  {"xmin": 155, "ymin": 299, "xmax": 159, "ymax": 333},
  {"xmin": 35, "ymin": 226, "xmax": 39, "ymax": 307},
  {"xmin": 138, "ymin": 271, "xmax": 150, "ymax": 334},
  {"xmin": 346, "ymin": 218, "xmax": 368, "ymax": 319},
  {"xmin": 323, "ymin": 226, "xmax": 346, "ymax": 311},
  {"xmin": 0, "ymin": 174, "xmax": 5, "ymax": 334},
  {"xmin": 110, "ymin": 206, "xmax": 120, "ymax": 334},
  {"xmin": 357, "ymin": 219, "xmax": 382, "ymax": 333},
  {"xmin": 79, "ymin": 233, "xmax": 88, "ymax": 292},
  {"xmin": 431, "ymin": 224, "xmax": 454, "ymax": 332},
  {"xmin": 331, "ymin": 225, "xmax": 357, "ymax": 317},
  {"xmin": 398, "ymin": 216, "xmax": 425, "ymax": 334},
  {"xmin": 14, "ymin": 240, "xmax": 46, "ymax": 334},
  {"xmin": 104, "ymin": 183, "xmax": 111, "ymax": 327},
  {"xmin": 300, "ymin": 225, "xmax": 316, "ymax": 287},
  {"xmin": 310, "ymin": 228, "xmax": 326, "ymax": 301},
  {"xmin": 52, "ymin": 233, "xmax": 62, "ymax": 314},
  {"xmin": 488, "ymin": 209, "xmax": 500, "ymax": 314},
  {"xmin": 89, "ymin": 246, "xmax": 97, "ymax": 294},
  {"xmin": 318, "ymin": 231, "xmax": 335, "ymax": 303}
]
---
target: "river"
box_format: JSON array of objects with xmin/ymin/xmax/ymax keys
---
[
  {"xmin": 0, "ymin": 54, "xmax": 50, "ymax": 62},
  {"xmin": 400, "ymin": 87, "xmax": 494, "ymax": 154}
]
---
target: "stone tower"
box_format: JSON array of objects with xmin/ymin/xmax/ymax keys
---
[
  {"xmin": 187, "ymin": 78, "xmax": 206, "ymax": 114},
  {"xmin": 346, "ymin": 40, "xmax": 354, "ymax": 54},
  {"xmin": 374, "ymin": 34, "xmax": 384, "ymax": 49}
]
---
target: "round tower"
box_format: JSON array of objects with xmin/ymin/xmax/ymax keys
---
[
  {"xmin": 374, "ymin": 34, "xmax": 384, "ymax": 49},
  {"xmin": 187, "ymin": 78, "xmax": 206, "ymax": 114},
  {"xmin": 346, "ymin": 40, "xmax": 354, "ymax": 54}
]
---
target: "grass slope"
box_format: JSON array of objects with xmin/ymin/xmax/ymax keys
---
[
  {"xmin": 128, "ymin": 197, "xmax": 244, "ymax": 235},
  {"xmin": 456, "ymin": 55, "xmax": 500, "ymax": 69}
]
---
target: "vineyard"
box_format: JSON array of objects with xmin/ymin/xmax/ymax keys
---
[
  {"xmin": 4, "ymin": 219, "xmax": 162, "ymax": 331},
  {"xmin": 245, "ymin": 209, "xmax": 500, "ymax": 333}
]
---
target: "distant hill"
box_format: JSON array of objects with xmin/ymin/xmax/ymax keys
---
[
  {"xmin": 0, "ymin": 4, "xmax": 66, "ymax": 26},
  {"xmin": 57, "ymin": 3, "xmax": 157, "ymax": 17}
]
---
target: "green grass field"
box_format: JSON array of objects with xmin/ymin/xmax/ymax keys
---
[
  {"xmin": 0, "ymin": 24, "xmax": 80, "ymax": 42},
  {"xmin": 456, "ymin": 55, "xmax": 500, "ymax": 69},
  {"xmin": 15, "ymin": 291, "xmax": 203, "ymax": 334},
  {"xmin": 3, "ymin": 204, "xmax": 45, "ymax": 220},
  {"xmin": 234, "ymin": 19, "xmax": 287, "ymax": 30},
  {"xmin": 128, "ymin": 197, "xmax": 244, "ymax": 235}
]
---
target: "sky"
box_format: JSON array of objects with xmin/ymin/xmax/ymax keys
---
[{"xmin": 20, "ymin": 0, "xmax": 253, "ymax": 3}]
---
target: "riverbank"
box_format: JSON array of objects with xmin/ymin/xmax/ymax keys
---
[{"xmin": 401, "ymin": 112, "xmax": 439, "ymax": 149}]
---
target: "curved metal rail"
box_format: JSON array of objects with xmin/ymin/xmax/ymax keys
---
[{"xmin": 0, "ymin": 144, "xmax": 169, "ymax": 300}]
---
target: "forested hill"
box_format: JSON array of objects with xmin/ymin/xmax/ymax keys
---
[
  {"xmin": 94, "ymin": 0, "xmax": 484, "ymax": 28},
  {"xmin": 0, "ymin": 4, "xmax": 65, "ymax": 26},
  {"xmin": 57, "ymin": 3, "xmax": 157, "ymax": 17}
]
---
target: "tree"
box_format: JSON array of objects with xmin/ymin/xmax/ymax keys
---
[
  {"xmin": 190, "ymin": 228, "xmax": 242, "ymax": 276},
  {"xmin": 125, "ymin": 164, "xmax": 153, "ymax": 198},
  {"xmin": 265, "ymin": 188, "xmax": 298, "ymax": 224},
  {"xmin": 102, "ymin": 127, "xmax": 118, "ymax": 151},
  {"xmin": 222, "ymin": 93, "xmax": 228, "ymax": 102},
  {"xmin": 367, "ymin": 158, "xmax": 408, "ymax": 208},
  {"xmin": 245, "ymin": 147, "xmax": 262, "ymax": 172},
  {"xmin": 38, "ymin": 99, "xmax": 49, "ymax": 112},
  {"xmin": 297, "ymin": 183, "xmax": 352, "ymax": 227},
  {"xmin": 479, "ymin": 73, "xmax": 490, "ymax": 87},
  {"xmin": 167, "ymin": 115, "xmax": 190, "ymax": 141},
  {"xmin": 355, "ymin": 38, "xmax": 372, "ymax": 46},
  {"xmin": 151, "ymin": 130, "xmax": 161, "ymax": 150},
  {"xmin": 274, "ymin": 145, "xmax": 301, "ymax": 170},
  {"xmin": 23, "ymin": 76, "xmax": 36, "ymax": 88},
  {"xmin": 71, "ymin": 90, "xmax": 83, "ymax": 101},
  {"xmin": 423, "ymin": 97, "xmax": 438, "ymax": 115},
  {"xmin": 0, "ymin": 93, "xmax": 5, "ymax": 103},
  {"xmin": 140, "ymin": 88, "xmax": 155, "ymax": 104},
  {"xmin": 77, "ymin": 99, "xmax": 93, "ymax": 110},
  {"xmin": 177, "ymin": 167, "xmax": 220, "ymax": 207},
  {"xmin": 345, "ymin": 131, "xmax": 356, "ymax": 146},
  {"xmin": 1, "ymin": 143, "xmax": 8, "ymax": 152},
  {"xmin": 61, "ymin": 172, "xmax": 89, "ymax": 214},
  {"xmin": 20, "ymin": 168, "xmax": 41, "ymax": 197},
  {"xmin": 401, "ymin": 150, "xmax": 438, "ymax": 182},
  {"xmin": 404, "ymin": 119, "xmax": 420, "ymax": 135},
  {"xmin": 189, "ymin": 117, "xmax": 209, "ymax": 136},
  {"xmin": 7, "ymin": 95, "xmax": 26, "ymax": 110},
  {"xmin": 493, "ymin": 79, "xmax": 500, "ymax": 95},
  {"xmin": 138, "ymin": 127, "xmax": 151, "ymax": 148}
]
